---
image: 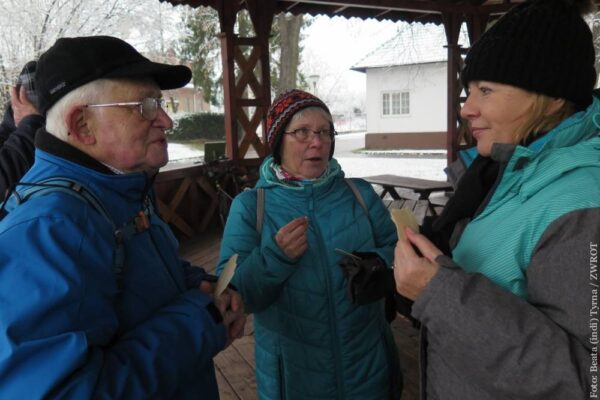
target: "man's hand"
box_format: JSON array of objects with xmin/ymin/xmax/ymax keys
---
[
  {"xmin": 11, "ymin": 86, "xmax": 40, "ymax": 127},
  {"xmin": 275, "ymin": 216, "xmax": 309, "ymax": 259},
  {"xmin": 393, "ymin": 228, "xmax": 442, "ymax": 301},
  {"xmin": 199, "ymin": 280, "xmax": 215, "ymax": 295},
  {"xmin": 215, "ymin": 289, "xmax": 246, "ymax": 347},
  {"xmin": 199, "ymin": 282, "xmax": 246, "ymax": 347}
]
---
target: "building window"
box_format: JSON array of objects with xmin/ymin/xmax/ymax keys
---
[{"xmin": 382, "ymin": 91, "xmax": 409, "ymax": 116}]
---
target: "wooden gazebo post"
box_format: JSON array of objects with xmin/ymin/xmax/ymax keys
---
[
  {"xmin": 442, "ymin": 11, "xmax": 464, "ymax": 166},
  {"xmin": 443, "ymin": 9, "xmax": 491, "ymax": 165},
  {"xmin": 216, "ymin": 0, "xmax": 274, "ymax": 165}
]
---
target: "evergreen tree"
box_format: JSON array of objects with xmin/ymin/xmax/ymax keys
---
[{"xmin": 179, "ymin": 8, "xmax": 308, "ymax": 106}]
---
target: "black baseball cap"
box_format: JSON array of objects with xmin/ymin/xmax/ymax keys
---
[{"xmin": 36, "ymin": 36, "xmax": 192, "ymax": 114}]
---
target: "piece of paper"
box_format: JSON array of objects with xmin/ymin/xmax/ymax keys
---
[
  {"xmin": 390, "ymin": 208, "xmax": 419, "ymax": 240},
  {"xmin": 215, "ymin": 254, "xmax": 238, "ymax": 297}
]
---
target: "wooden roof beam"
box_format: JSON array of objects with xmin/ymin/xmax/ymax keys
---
[
  {"xmin": 276, "ymin": 3, "xmax": 346, "ymax": 16},
  {"xmin": 275, "ymin": 3, "xmax": 443, "ymax": 22},
  {"xmin": 287, "ymin": 0, "xmax": 443, "ymax": 13},
  {"xmin": 277, "ymin": 0, "xmax": 534, "ymax": 15},
  {"xmin": 333, "ymin": 6, "xmax": 349, "ymax": 13},
  {"xmin": 280, "ymin": 1, "xmax": 302, "ymax": 11}
]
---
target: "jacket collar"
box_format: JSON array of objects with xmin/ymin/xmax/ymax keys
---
[
  {"xmin": 35, "ymin": 128, "xmax": 115, "ymax": 175},
  {"xmin": 33, "ymin": 129, "xmax": 157, "ymax": 205},
  {"xmin": 478, "ymin": 96, "xmax": 600, "ymax": 216},
  {"xmin": 256, "ymin": 155, "xmax": 343, "ymax": 192}
]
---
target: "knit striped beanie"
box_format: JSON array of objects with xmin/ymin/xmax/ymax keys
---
[{"xmin": 266, "ymin": 89, "xmax": 334, "ymax": 164}]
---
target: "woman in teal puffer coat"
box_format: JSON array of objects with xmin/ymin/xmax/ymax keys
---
[{"xmin": 217, "ymin": 89, "xmax": 402, "ymax": 400}]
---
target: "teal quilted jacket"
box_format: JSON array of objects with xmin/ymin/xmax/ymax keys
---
[{"xmin": 217, "ymin": 157, "xmax": 401, "ymax": 400}]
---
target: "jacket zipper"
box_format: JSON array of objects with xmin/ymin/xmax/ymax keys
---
[{"xmin": 306, "ymin": 184, "xmax": 345, "ymax": 399}]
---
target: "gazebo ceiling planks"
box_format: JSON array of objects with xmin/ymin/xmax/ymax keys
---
[{"xmin": 163, "ymin": 1, "xmax": 519, "ymax": 21}]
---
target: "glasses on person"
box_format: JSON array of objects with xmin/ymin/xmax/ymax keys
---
[
  {"xmin": 84, "ymin": 97, "xmax": 166, "ymax": 121},
  {"xmin": 284, "ymin": 127, "xmax": 336, "ymax": 143}
]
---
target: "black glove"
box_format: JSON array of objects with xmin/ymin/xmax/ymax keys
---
[
  {"xmin": 393, "ymin": 293, "xmax": 419, "ymax": 328},
  {"xmin": 338, "ymin": 251, "xmax": 396, "ymax": 305}
]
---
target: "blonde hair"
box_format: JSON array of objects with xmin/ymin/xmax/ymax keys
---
[{"xmin": 515, "ymin": 94, "xmax": 575, "ymax": 144}]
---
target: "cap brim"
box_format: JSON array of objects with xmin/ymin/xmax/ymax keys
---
[{"xmin": 103, "ymin": 60, "xmax": 192, "ymax": 90}]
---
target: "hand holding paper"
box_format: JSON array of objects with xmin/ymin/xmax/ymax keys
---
[
  {"xmin": 215, "ymin": 254, "xmax": 238, "ymax": 297},
  {"xmin": 213, "ymin": 254, "xmax": 245, "ymax": 346},
  {"xmin": 390, "ymin": 208, "xmax": 419, "ymax": 240}
]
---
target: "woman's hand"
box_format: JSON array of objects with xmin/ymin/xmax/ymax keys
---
[
  {"xmin": 275, "ymin": 216, "xmax": 309, "ymax": 259},
  {"xmin": 393, "ymin": 228, "xmax": 442, "ymax": 301}
]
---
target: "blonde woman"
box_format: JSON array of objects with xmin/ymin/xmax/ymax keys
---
[{"xmin": 394, "ymin": 0, "xmax": 600, "ymax": 398}]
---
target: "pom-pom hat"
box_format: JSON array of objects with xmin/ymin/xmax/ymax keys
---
[{"xmin": 266, "ymin": 89, "xmax": 335, "ymax": 164}]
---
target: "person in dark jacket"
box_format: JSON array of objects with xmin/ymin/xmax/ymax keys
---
[
  {"xmin": 0, "ymin": 36, "xmax": 245, "ymax": 399},
  {"xmin": 0, "ymin": 60, "xmax": 44, "ymax": 201},
  {"xmin": 216, "ymin": 89, "xmax": 402, "ymax": 400},
  {"xmin": 393, "ymin": 0, "xmax": 600, "ymax": 399}
]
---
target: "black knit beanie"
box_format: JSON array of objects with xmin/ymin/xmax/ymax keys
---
[{"xmin": 461, "ymin": 0, "xmax": 597, "ymax": 110}]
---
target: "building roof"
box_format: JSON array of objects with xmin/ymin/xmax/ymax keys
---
[{"xmin": 351, "ymin": 22, "xmax": 469, "ymax": 72}]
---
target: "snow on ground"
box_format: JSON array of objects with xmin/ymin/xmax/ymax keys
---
[
  {"xmin": 167, "ymin": 134, "xmax": 449, "ymax": 181},
  {"xmin": 336, "ymin": 156, "xmax": 447, "ymax": 180},
  {"xmin": 168, "ymin": 142, "xmax": 204, "ymax": 163}
]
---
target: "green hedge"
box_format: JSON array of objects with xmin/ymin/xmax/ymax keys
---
[{"xmin": 168, "ymin": 112, "xmax": 225, "ymax": 141}]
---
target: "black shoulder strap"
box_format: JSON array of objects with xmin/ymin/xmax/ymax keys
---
[
  {"xmin": 1, "ymin": 177, "xmax": 134, "ymax": 292},
  {"xmin": 4, "ymin": 178, "xmax": 113, "ymax": 224}
]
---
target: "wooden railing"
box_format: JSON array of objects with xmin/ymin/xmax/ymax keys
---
[{"xmin": 154, "ymin": 160, "xmax": 259, "ymax": 238}]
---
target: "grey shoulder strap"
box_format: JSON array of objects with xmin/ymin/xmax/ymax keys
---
[
  {"xmin": 256, "ymin": 187, "xmax": 265, "ymax": 234},
  {"xmin": 344, "ymin": 178, "xmax": 368, "ymax": 216},
  {"xmin": 255, "ymin": 179, "xmax": 370, "ymax": 235}
]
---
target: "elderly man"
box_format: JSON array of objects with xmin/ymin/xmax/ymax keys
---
[{"xmin": 0, "ymin": 36, "xmax": 245, "ymax": 399}]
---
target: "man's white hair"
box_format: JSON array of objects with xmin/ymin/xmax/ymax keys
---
[
  {"xmin": 45, "ymin": 79, "xmax": 113, "ymax": 141},
  {"xmin": 45, "ymin": 78, "xmax": 147, "ymax": 141}
]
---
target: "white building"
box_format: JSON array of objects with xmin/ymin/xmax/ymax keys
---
[{"xmin": 351, "ymin": 23, "xmax": 468, "ymax": 149}]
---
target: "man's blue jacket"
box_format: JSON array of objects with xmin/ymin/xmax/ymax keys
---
[{"xmin": 0, "ymin": 130, "xmax": 225, "ymax": 399}]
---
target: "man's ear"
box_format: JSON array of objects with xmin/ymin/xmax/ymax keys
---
[
  {"xmin": 66, "ymin": 106, "xmax": 96, "ymax": 145},
  {"xmin": 544, "ymin": 98, "xmax": 566, "ymax": 117}
]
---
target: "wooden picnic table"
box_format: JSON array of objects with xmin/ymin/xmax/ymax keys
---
[
  {"xmin": 362, "ymin": 174, "xmax": 453, "ymax": 217},
  {"xmin": 363, "ymin": 174, "xmax": 453, "ymax": 200}
]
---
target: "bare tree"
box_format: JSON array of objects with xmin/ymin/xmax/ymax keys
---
[
  {"xmin": 274, "ymin": 13, "xmax": 303, "ymax": 95},
  {"xmin": 592, "ymin": 12, "xmax": 600, "ymax": 84},
  {"xmin": 0, "ymin": 0, "xmax": 146, "ymax": 105}
]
